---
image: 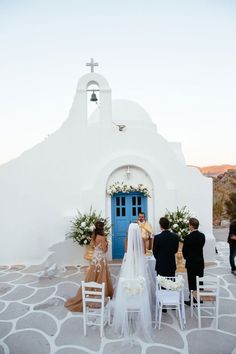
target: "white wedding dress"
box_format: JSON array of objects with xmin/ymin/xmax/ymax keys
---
[{"xmin": 112, "ymin": 223, "xmax": 153, "ymax": 339}]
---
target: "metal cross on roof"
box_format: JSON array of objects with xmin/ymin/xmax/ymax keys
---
[{"xmin": 86, "ymin": 58, "xmax": 99, "ymax": 73}]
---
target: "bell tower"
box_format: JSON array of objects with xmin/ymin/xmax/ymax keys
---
[{"xmin": 68, "ymin": 58, "xmax": 112, "ymax": 130}]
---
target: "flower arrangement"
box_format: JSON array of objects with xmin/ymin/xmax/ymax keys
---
[
  {"xmin": 66, "ymin": 208, "xmax": 111, "ymax": 246},
  {"xmin": 120, "ymin": 276, "xmax": 145, "ymax": 295},
  {"xmin": 107, "ymin": 182, "xmax": 151, "ymax": 197},
  {"xmin": 165, "ymin": 206, "xmax": 191, "ymax": 242},
  {"xmin": 157, "ymin": 275, "xmax": 184, "ymax": 290}
]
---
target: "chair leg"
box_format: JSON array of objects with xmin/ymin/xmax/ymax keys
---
[
  {"xmin": 108, "ymin": 307, "xmax": 111, "ymax": 326},
  {"xmin": 197, "ymin": 301, "xmax": 201, "ymax": 328},
  {"xmin": 100, "ymin": 325, "xmax": 103, "ymax": 337},
  {"xmin": 100, "ymin": 312, "xmax": 104, "ymax": 337},
  {"xmin": 158, "ymin": 303, "xmax": 162, "ymax": 330},
  {"xmin": 83, "ymin": 313, "xmax": 87, "ymax": 336},
  {"xmin": 154, "ymin": 302, "xmax": 158, "ymax": 329},
  {"xmin": 190, "ymin": 291, "xmax": 193, "ymax": 317},
  {"xmin": 177, "ymin": 305, "xmax": 183, "ymax": 330},
  {"xmin": 215, "ymin": 299, "xmax": 219, "ymax": 329}
]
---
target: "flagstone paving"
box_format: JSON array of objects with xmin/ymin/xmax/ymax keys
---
[{"xmin": 0, "ymin": 239, "xmax": 236, "ymax": 354}]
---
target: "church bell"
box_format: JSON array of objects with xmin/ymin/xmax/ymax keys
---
[{"xmin": 90, "ymin": 91, "xmax": 98, "ymax": 102}]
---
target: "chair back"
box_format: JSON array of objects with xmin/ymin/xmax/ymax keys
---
[
  {"xmin": 191, "ymin": 275, "xmax": 220, "ymax": 329},
  {"xmin": 156, "ymin": 275, "xmax": 184, "ymax": 292},
  {"xmin": 196, "ymin": 275, "xmax": 219, "ymax": 299},
  {"xmin": 155, "ymin": 275, "xmax": 185, "ymax": 330},
  {"xmin": 82, "ymin": 281, "xmax": 108, "ymax": 337}
]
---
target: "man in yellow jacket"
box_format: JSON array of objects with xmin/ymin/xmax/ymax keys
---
[{"xmin": 137, "ymin": 212, "xmax": 154, "ymax": 254}]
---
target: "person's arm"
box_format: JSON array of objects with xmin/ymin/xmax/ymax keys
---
[
  {"xmin": 143, "ymin": 238, "xmax": 146, "ymax": 254},
  {"xmin": 201, "ymin": 233, "xmax": 206, "ymax": 246},
  {"xmin": 124, "ymin": 236, "xmax": 128, "ymax": 252},
  {"xmin": 90, "ymin": 238, "xmax": 95, "ymax": 247},
  {"xmin": 182, "ymin": 236, "xmax": 189, "ymax": 259},
  {"xmin": 152, "ymin": 235, "xmax": 159, "ymax": 258},
  {"xmin": 149, "ymin": 236, "xmax": 154, "ymax": 251},
  {"xmin": 174, "ymin": 235, "xmax": 179, "ymax": 254},
  {"xmin": 228, "ymin": 224, "xmax": 236, "ymax": 242}
]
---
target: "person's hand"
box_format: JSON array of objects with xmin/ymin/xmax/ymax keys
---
[{"xmin": 230, "ymin": 234, "xmax": 236, "ymax": 240}]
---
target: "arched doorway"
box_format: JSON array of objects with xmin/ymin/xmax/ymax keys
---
[
  {"xmin": 111, "ymin": 192, "xmax": 147, "ymax": 259},
  {"xmin": 106, "ymin": 165, "xmax": 153, "ymax": 260}
]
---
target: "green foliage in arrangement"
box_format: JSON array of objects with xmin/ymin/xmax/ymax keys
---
[
  {"xmin": 165, "ymin": 206, "xmax": 191, "ymax": 242},
  {"xmin": 66, "ymin": 208, "xmax": 111, "ymax": 246}
]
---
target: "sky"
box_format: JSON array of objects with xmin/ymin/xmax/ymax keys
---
[{"xmin": 0, "ymin": 0, "xmax": 235, "ymax": 167}]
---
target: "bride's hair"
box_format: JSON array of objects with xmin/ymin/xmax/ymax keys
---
[{"xmin": 94, "ymin": 221, "xmax": 105, "ymax": 236}]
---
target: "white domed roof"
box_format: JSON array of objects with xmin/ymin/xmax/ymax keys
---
[
  {"xmin": 89, "ymin": 99, "xmax": 157, "ymax": 130},
  {"xmin": 112, "ymin": 99, "xmax": 152, "ymax": 123}
]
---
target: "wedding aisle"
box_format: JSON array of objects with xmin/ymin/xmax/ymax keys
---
[{"xmin": 0, "ymin": 240, "xmax": 236, "ymax": 354}]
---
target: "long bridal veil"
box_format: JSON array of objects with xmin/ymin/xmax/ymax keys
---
[{"xmin": 112, "ymin": 223, "xmax": 153, "ymax": 339}]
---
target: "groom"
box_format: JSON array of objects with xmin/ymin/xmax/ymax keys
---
[{"xmin": 153, "ymin": 217, "xmax": 179, "ymax": 277}]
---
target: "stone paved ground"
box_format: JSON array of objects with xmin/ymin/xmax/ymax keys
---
[{"xmin": 0, "ymin": 231, "xmax": 236, "ymax": 354}]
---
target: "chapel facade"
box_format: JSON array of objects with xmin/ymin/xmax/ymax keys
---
[{"xmin": 0, "ymin": 60, "xmax": 215, "ymax": 265}]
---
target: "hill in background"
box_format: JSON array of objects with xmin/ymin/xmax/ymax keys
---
[
  {"xmin": 198, "ymin": 164, "xmax": 236, "ymax": 177},
  {"xmin": 193, "ymin": 165, "xmax": 236, "ymax": 225}
]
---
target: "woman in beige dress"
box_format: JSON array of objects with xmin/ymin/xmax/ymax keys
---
[{"xmin": 64, "ymin": 221, "xmax": 114, "ymax": 312}]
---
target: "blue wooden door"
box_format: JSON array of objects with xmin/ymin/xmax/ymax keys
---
[{"xmin": 111, "ymin": 192, "xmax": 147, "ymax": 259}]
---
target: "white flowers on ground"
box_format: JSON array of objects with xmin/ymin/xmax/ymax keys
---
[
  {"xmin": 107, "ymin": 182, "xmax": 151, "ymax": 197},
  {"xmin": 157, "ymin": 275, "xmax": 184, "ymax": 290},
  {"xmin": 120, "ymin": 276, "xmax": 145, "ymax": 295}
]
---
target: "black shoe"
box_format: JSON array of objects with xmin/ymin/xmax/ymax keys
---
[
  {"xmin": 185, "ymin": 298, "xmax": 202, "ymax": 306},
  {"xmin": 184, "ymin": 300, "xmax": 191, "ymax": 306},
  {"xmin": 162, "ymin": 309, "xmax": 167, "ymax": 313}
]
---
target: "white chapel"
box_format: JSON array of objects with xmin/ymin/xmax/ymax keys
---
[{"xmin": 0, "ymin": 59, "xmax": 215, "ymax": 265}]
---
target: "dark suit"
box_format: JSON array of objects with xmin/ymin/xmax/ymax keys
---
[
  {"xmin": 227, "ymin": 222, "xmax": 236, "ymax": 271},
  {"xmin": 153, "ymin": 230, "xmax": 179, "ymax": 277},
  {"xmin": 182, "ymin": 230, "xmax": 205, "ymax": 291}
]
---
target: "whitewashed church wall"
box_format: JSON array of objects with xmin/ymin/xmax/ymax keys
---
[{"xmin": 0, "ymin": 71, "xmax": 215, "ymax": 265}]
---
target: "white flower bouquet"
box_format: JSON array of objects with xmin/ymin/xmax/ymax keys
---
[
  {"xmin": 107, "ymin": 182, "xmax": 150, "ymax": 197},
  {"xmin": 157, "ymin": 275, "xmax": 184, "ymax": 290},
  {"xmin": 165, "ymin": 206, "xmax": 191, "ymax": 242},
  {"xmin": 66, "ymin": 208, "xmax": 111, "ymax": 246},
  {"xmin": 120, "ymin": 276, "xmax": 145, "ymax": 295}
]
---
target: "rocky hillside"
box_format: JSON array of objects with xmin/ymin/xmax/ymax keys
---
[
  {"xmin": 212, "ymin": 170, "xmax": 236, "ymax": 225},
  {"xmin": 191, "ymin": 165, "xmax": 236, "ymax": 225}
]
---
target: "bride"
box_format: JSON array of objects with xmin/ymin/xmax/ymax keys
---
[{"xmin": 112, "ymin": 222, "xmax": 153, "ymax": 339}]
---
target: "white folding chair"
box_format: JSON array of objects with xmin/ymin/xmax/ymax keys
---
[
  {"xmin": 109, "ymin": 279, "xmax": 150, "ymax": 337},
  {"xmin": 155, "ymin": 276, "xmax": 185, "ymax": 330},
  {"xmin": 191, "ymin": 275, "xmax": 219, "ymax": 329},
  {"xmin": 82, "ymin": 281, "xmax": 110, "ymax": 337}
]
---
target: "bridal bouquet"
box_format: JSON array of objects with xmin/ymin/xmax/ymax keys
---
[
  {"xmin": 66, "ymin": 208, "xmax": 111, "ymax": 246},
  {"xmin": 120, "ymin": 276, "xmax": 145, "ymax": 296},
  {"xmin": 157, "ymin": 275, "xmax": 184, "ymax": 290}
]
